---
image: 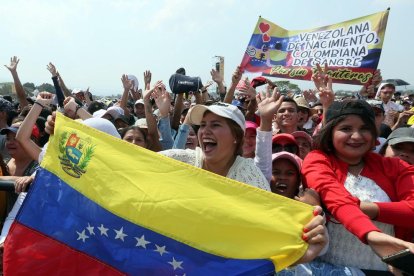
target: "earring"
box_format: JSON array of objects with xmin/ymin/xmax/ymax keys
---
[{"xmin": 233, "ymin": 141, "xmax": 237, "ymax": 144}]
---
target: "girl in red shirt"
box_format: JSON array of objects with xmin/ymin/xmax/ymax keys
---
[{"xmin": 302, "ymin": 99, "xmax": 414, "ymax": 272}]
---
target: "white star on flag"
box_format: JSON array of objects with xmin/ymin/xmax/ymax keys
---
[
  {"xmin": 135, "ymin": 235, "xmax": 151, "ymax": 249},
  {"xmin": 154, "ymin": 244, "xmax": 169, "ymax": 256},
  {"xmin": 114, "ymin": 227, "xmax": 128, "ymax": 241},
  {"xmin": 76, "ymin": 230, "xmax": 89, "ymax": 242},
  {"xmin": 98, "ymin": 224, "xmax": 109, "ymax": 237},
  {"xmin": 168, "ymin": 257, "xmax": 183, "ymax": 270},
  {"xmin": 86, "ymin": 223, "xmax": 95, "ymax": 235}
]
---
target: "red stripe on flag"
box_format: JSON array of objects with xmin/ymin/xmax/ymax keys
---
[{"xmin": 3, "ymin": 222, "xmax": 124, "ymax": 275}]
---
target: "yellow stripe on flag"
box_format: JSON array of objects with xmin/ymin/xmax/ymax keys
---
[{"xmin": 41, "ymin": 113, "xmax": 313, "ymax": 271}]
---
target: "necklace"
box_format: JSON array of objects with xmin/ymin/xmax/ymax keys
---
[
  {"xmin": 348, "ymin": 160, "xmax": 364, "ymax": 167},
  {"xmin": 347, "ymin": 160, "xmax": 364, "ymax": 176}
]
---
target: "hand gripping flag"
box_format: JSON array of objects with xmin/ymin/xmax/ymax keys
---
[{"xmin": 4, "ymin": 113, "xmax": 313, "ymax": 275}]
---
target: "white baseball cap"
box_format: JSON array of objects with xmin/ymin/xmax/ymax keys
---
[
  {"xmin": 134, "ymin": 118, "xmax": 148, "ymax": 129},
  {"xmin": 93, "ymin": 107, "xmax": 124, "ymax": 120},
  {"xmin": 82, "ymin": 118, "xmax": 121, "ymax": 139},
  {"xmin": 189, "ymin": 103, "xmax": 246, "ymax": 132},
  {"xmin": 135, "ymin": 99, "xmax": 144, "ymax": 106}
]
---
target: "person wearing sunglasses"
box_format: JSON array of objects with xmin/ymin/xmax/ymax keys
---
[{"xmin": 271, "ymin": 133, "xmax": 299, "ymax": 155}]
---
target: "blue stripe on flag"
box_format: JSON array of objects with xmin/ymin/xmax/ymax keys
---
[{"xmin": 17, "ymin": 168, "xmax": 275, "ymax": 275}]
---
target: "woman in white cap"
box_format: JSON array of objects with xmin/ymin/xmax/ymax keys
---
[{"xmin": 160, "ymin": 101, "xmax": 272, "ymax": 190}]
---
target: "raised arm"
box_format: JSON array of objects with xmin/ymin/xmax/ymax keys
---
[
  {"xmin": 173, "ymin": 107, "xmax": 193, "ymax": 149},
  {"xmin": 171, "ymin": 93, "xmax": 184, "ymax": 131},
  {"xmin": 210, "ymin": 68, "xmax": 225, "ymax": 97},
  {"xmin": 143, "ymin": 82, "xmax": 162, "ymax": 152},
  {"xmin": 153, "ymin": 85, "xmax": 174, "ymax": 150},
  {"xmin": 63, "ymin": 97, "xmax": 92, "ymax": 120},
  {"xmin": 223, "ymin": 66, "xmax": 242, "ymax": 104},
  {"xmin": 237, "ymin": 78, "xmax": 258, "ymax": 122},
  {"xmin": 198, "ymin": 81, "xmax": 213, "ymax": 104},
  {"xmin": 254, "ymin": 88, "xmax": 283, "ymax": 181},
  {"xmin": 144, "ymin": 70, "xmax": 152, "ymax": 91},
  {"xmin": 391, "ymin": 111, "xmax": 414, "ymax": 130},
  {"xmin": 56, "ymin": 71, "xmax": 72, "ymax": 97},
  {"xmin": 358, "ymin": 69, "xmax": 382, "ymax": 99},
  {"xmin": 312, "ymin": 64, "xmax": 334, "ymax": 125},
  {"xmin": 47, "ymin": 62, "xmax": 65, "ymax": 106},
  {"xmin": 16, "ymin": 92, "xmax": 54, "ymax": 161},
  {"xmin": 4, "ymin": 56, "xmax": 29, "ymax": 109},
  {"xmin": 120, "ymin": 74, "xmax": 132, "ymax": 117},
  {"xmin": 84, "ymin": 87, "xmax": 93, "ymax": 106}
]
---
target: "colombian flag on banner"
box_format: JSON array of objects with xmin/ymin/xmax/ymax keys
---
[
  {"xmin": 241, "ymin": 10, "xmax": 389, "ymax": 85},
  {"xmin": 4, "ymin": 113, "xmax": 313, "ymax": 275}
]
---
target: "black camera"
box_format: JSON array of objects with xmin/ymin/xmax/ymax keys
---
[{"xmin": 169, "ymin": 74, "xmax": 203, "ymax": 95}]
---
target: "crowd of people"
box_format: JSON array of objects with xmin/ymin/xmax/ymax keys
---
[{"xmin": 0, "ymin": 56, "xmax": 414, "ymax": 275}]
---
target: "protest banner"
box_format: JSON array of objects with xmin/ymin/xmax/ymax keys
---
[{"xmin": 241, "ymin": 10, "xmax": 389, "ymax": 85}]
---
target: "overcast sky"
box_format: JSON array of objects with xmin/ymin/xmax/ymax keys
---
[{"xmin": 0, "ymin": 0, "xmax": 412, "ymax": 95}]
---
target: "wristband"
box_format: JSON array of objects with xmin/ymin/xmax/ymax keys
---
[
  {"xmin": 75, "ymin": 105, "xmax": 82, "ymax": 115},
  {"xmin": 34, "ymin": 101, "xmax": 45, "ymax": 108}
]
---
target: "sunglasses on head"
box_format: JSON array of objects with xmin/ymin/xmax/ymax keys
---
[{"xmin": 272, "ymin": 144, "xmax": 298, "ymax": 154}]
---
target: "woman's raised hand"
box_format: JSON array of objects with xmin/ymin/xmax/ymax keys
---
[
  {"xmin": 36, "ymin": 92, "xmax": 54, "ymax": 107},
  {"xmin": 257, "ymin": 87, "xmax": 283, "ymax": 119},
  {"xmin": 152, "ymin": 82, "xmax": 171, "ymax": 118}
]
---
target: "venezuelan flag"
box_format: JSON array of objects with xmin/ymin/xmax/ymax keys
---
[{"xmin": 4, "ymin": 113, "xmax": 313, "ymax": 275}]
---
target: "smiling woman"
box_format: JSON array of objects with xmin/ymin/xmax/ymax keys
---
[
  {"xmin": 302, "ymin": 99, "xmax": 414, "ymax": 272},
  {"xmin": 159, "ymin": 103, "xmax": 271, "ymax": 191}
]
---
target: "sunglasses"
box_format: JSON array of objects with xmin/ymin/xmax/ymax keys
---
[{"xmin": 272, "ymin": 144, "xmax": 298, "ymax": 154}]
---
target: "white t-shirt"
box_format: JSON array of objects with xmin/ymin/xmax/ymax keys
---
[
  {"xmin": 160, "ymin": 147, "xmax": 271, "ymax": 192},
  {"xmin": 321, "ymin": 173, "xmax": 394, "ymax": 270}
]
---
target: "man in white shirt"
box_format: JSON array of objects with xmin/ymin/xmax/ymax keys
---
[{"xmin": 377, "ymin": 83, "xmax": 403, "ymax": 127}]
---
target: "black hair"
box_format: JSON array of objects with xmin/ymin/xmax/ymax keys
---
[
  {"xmin": 281, "ymin": 97, "xmax": 299, "ymax": 112},
  {"xmin": 378, "ymin": 142, "xmax": 388, "ymax": 156},
  {"xmin": 87, "ymin": 101, "xmax": 106, "ymax": 115},
  {"xmin": 2, "ymin": 96, "xmax": 12, "ymax": 103},
  {"xmin": 7, "ymin": 110, "xmax": 18, "ymax": 126},
  {"xmin": 36, "ymin": 116, "xmax": 50, "ymax": 147},
  {"xmin": 120, "ymin": 126, "xmax": 148, "ymax": 147},
  {"xmin": 181, "ymin": 108, "xmax": 189, "ymax": 116},
  {"xmin": 380, "ymin": 83, "xmax": 396, "ymax": 91},
  {"xmin": 0, "ymin": 153, "xmax": 9, "ymax": 176}
]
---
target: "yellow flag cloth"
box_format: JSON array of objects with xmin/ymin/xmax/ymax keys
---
[{"xmin": 41, "ymin": 113, "xmax": 313, "ymax": 271}]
